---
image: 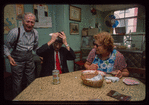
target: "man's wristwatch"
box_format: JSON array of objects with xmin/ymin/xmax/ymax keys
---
[{"xmin": 66, "ymin": 44, "xmax": 69, "ymax": 47}]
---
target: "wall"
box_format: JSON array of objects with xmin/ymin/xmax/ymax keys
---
[
  {"xmin": 95, "ymin": 10, "xmax": 111, "ymax": 32},
  {"xmin": 54, "ymin": 4, "xmax": 97, "ymax": 72},
  {"xmin": 4, "ymin": 4, "xmax": 145, "ymax": 73},
  {"xmin": 4, "ymin": 4, "xmax": 96, "ymax": 73}
]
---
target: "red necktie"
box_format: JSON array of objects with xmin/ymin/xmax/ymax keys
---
[{"xmin": 56, "ymin": 51, "xmax": 62, "ymax": 74}]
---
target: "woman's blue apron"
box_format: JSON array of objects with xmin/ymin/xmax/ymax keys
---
[{"xmin": 92, "ymin": 49, "xmax": 117, "ymax": 73}]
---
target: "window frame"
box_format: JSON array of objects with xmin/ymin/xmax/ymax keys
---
[{"xmin": 113, "ymin": 7, "xmax": 138, "ymax": 34}]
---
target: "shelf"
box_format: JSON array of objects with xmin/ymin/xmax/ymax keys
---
[
  {"xmin": 115, "ymin": 48, "xmax": 143, "ymax": 53},
  {"xmin": 112, "ymin": 34, "xmax": 145, "ymax": 36}
]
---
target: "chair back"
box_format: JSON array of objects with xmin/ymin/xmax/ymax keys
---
[
  {"xmin": 127, "ymin": 67, "xmax": 145, "ymax": 84},
  {"xmin": 74, "ymin": 51, "xmax": 85, "ymax": 71},
  {"xmin": 74, "ymin": 51, "xmax": 82, "ymax": 62}
]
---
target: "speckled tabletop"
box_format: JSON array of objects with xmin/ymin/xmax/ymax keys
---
[{"xmin": 13, "ymin": 71, "xmax": 146, "ymax": 101}]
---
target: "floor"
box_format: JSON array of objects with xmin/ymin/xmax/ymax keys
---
[
  {"xmin": 4, "ymin": 89, "xmax": 13, "ymax": 101},
  {"xmin": 4, "ymin": 73, "xmax": 27, "ymax": 101},
  {"xmin": 4, "ymin": 83, "xmax": 27, "ymax": 101},
  {"xmin": 4, "ymin": 63, "xmax": 40, "ymax": 101}
]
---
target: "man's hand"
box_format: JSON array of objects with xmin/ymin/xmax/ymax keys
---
[
  {"xmin": 8, "ymin": 55, "xmax": 17, "ymax": 66},
  {"xmin": 51, "ymin": 32, "xmax": 59, "ymax": 43},
  {"xmin": 58, "ymin": 32, "xmax": 67, "ymax": 45},
  {"xmin": 47, "ymin": 32, "xmax": 59, "ymax": 46},
  {"xmin": 58, "ymin": 32, "xmax": 70, "ymax": 51}
]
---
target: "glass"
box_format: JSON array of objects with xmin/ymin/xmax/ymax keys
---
[
  {"xmin": 125, "ymin": 7, "xmax": 138, "ymax": 18},
  {"xmin": 126, "ymin": 26, "xmax": 137, "ymax": 34},
  {"xmin": 117, "ymin": 19, "xmax": 125, "ymax": 27},
  {"xmin": 125, "ymin": 18, "xmax": 137, "ymax": 26},
  {"xmin": 114, "ymin": 10, "xmax": 124, "ymax": 19}
]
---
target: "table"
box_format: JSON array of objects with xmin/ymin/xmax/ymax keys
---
[{"xmin": 13, "ymin": 71, "xmax": 146, "ymax": 101}]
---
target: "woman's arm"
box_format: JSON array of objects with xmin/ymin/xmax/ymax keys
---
[
  {"xmin": 113, "ymin": 68, "xmax": 129, "ymax": 78},
  {"xmin": 113, "ymin": 51, "xmax": 129, "ymax": 78},
  {"xmin": 84, "ymin": 61, "xmax": 91, "ymax": 70},
  {"xmin": 121, "ymin": 68, "xmax": 129, "ymax": 77},
  {"xmin": 84, "ymin": 61, "xmax": 98, "ymax": 70}
]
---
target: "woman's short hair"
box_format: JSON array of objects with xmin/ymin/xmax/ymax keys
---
[{"xmin": 94, "ymin": 32, "xmax": 114, "ymax": 52}]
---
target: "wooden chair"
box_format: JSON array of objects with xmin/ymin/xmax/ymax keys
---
[
  {"xmin": 74, "ymin": 51, "xmax": 85, "ymax": 71},
  {"xmin": 127, "ymin": 67, "xmax": 146, "ymax": 84}
]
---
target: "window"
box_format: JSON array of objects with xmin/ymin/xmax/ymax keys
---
[
  {"xmin": 113, "ymin": 7, "xmax": 138, "ymax": 34},
  {"xmin": 113, "ymin": 7, "xmax": 138, "ymax": 47}
]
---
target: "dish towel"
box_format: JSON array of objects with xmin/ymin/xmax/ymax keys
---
[
  {"xmin": 86, "ymin": 74, "xmax": 102, "ymax": 81},
  {"xmin": 104, "ymin": 77, "xmax": 119, "ymax": 83}
]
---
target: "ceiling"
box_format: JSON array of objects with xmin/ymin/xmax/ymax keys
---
[{"xmin": 95, "ymin": 4, "xmax": 138, "ymax": 12}]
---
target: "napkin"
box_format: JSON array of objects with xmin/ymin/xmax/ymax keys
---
[
  {"xmin": 86, "ymin": 74, "xmax": 102, "ymax": 81},
  {"xmin": 123, "ymin": 78, "xmax": 139, "ymax": 85},
  {"xmin": 104, "ymin": 77, "xmax": 119, "ymax": 83},
  {"xmin": 49, "ymin": 33, "xmax": 53, "ymax": 36}
]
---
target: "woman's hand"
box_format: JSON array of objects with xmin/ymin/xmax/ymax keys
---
[
  {"xmin": 111, "ymin": 70, "xmax": 122, "ymax": 78},
  {"xmin": 112, "ymin": 68, "xmax": 129, "ymax": 79},
  {"xmin": 88, "ymin": 63, "xmax": 98, "ymax": 70},
  {"xmin": 84, "ymin": 61, "xmax": 98, "ymax": 70}
]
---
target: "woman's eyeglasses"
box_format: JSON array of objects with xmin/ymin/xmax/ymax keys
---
[{"xmin": 93, "ymin": 41, "xmax": 102, "ymax": 47}]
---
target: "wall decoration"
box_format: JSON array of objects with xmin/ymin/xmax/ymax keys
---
[
  {"xmin": 4, "ymin": 4, "xmax": 17, "ymax": 34},
  {"xmin": 33, "ymin": 4, "xmax": 52, "ymax": 28},
  {"xmin": 70, "ymin": 23, "xmax": 79, "ymax": 35},
  {"xmin": 16, "ymin": 4, "xmax": 24, "ymax": 20},
  {"xmin": 69, "ymin": 5, "xmax": 81, "ymax": 22}
]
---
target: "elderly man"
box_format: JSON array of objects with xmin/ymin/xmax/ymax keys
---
[
  {"xmin": 4, "ymin": 12, "xmax": 39, "ymax": 98},
  {"xmin": 36, "ymin": 32, "xmax": 76, "ymax": 77}
]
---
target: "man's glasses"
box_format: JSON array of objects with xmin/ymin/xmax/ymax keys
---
[{"xmin": 93, "ymin": 41, "xmax": 102, "ymax": 47}]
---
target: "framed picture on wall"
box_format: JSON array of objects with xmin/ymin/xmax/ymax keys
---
[
  {"xmin": 70, "ymin": 23, "xmax": 79, "ymax": 35},
  {"xmin": 69, "ymin": 5, "xmax": 81, "ymax": 22}
]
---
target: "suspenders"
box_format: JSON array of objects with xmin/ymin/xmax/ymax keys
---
[
  {"xmin": 13, "ymin": 27, "xmax": 36, "ymax": 50},
  {"xmin": 13, "ymin": 28, "xmax": 20, "ymax": 50}
]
